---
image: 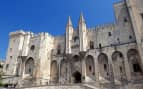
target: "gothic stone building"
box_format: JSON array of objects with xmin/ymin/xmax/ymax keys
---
[{"xmin": 3, "ymin": 0, "xmax": 143, "ymax": 89}]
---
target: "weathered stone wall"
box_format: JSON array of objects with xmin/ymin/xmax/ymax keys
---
[
  {"xmin": 3, "ymin": 30, "xmax": 25, "ymax": 76},
  {"xmin": 3, "ymin": 0, "xmax": 143, "ymax": 89}
]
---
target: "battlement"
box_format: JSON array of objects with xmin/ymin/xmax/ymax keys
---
[
  {"xmin": 25, "ymin": 31, "xmax": 34, "ymax": 36},
  {"xmin": 9, "ymin": 30, "xmax": 26, "ymax": 37},
  {"xmin": 10, "ymin": 30, "xmax": 54, "ymax": 39},
  {"xmin": 33, "ymin": 32, "xmax": 54, "ymax": 39},
  {"xmin": 87, "ymin": 23, "xmax": 115, "ymax": 33},
  {"xmin": 95, "ymin": 23, "xmax": 115, "ymax": 30}
]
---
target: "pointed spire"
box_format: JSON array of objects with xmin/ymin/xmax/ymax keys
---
[
  {"xmin": 79, "ymin": 12, "xmax": 85, "ymax": 24},
  {"xmin": 66, "ymin": 16, "xmax": 72, "ymax": 26}
]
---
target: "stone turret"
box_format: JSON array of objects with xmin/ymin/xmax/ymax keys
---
[
  {"xmin": 66, "ymin": 16, "xmax": 74, "ymax": 54},
  {"xmin": 78, "ymin": 13, "xmax": 87, "ymax": 52},
  {"xmin": 4, "ymin": 30, "xmax": 25, "ymax": 75},
  {"xmin": 125, "ymin": 0, "xmax": 143, "ymax": 71}
]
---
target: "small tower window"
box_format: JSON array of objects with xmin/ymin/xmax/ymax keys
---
[
  {"xmin": 10, "ymin": 56, "xmax": 12, "ymax": 59},
  {"xmin": 117, "ymin": 38, "xmax": 120, "ymax": 44},
  {"xmin": 124, "ymin": 17, "xmax": 128, "ymax": 23},
  {"xmin": 57, "ymin": 45, "xmax": 61, "ymax": 55},
  {"xmin": 99, "ymin": 43, "xmax": 102, "ymax": 49},
  {"xmin": 30, "ymin": 45, "xmax": 35, "ymax": 51},
  {"xmin": 89, "ymin": 41, "xmax": 94, "ymax": 49},
  {"xmin": 129, "ymin": 35, "xmax": 132, "ymax": 39},
  {"xmin": 108, "ymin": 32, "xmax": 112, "ymax": 36}
]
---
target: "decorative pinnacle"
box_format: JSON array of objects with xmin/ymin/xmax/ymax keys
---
[
  {"xmin": 79, "ymin": 12, "xmax": 85, "ymax": 24},
  {"xmin": 67, "ymin": 16, "xmax": 73, "ymax": 26}
]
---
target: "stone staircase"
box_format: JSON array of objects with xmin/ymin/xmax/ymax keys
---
[
  {"xmin": 17, "ymin": 84, "xmax": 89, "ymax": 89},
  {"xmin": 82, "ymin": 83, "xmax": 99, "ymax": 89},
  {"xmin": 15, "ymin": 82, "xmax": 102, "ymax": 89}
]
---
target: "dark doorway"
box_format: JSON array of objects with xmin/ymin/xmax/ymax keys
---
[{"xmin": 73, "ymin": 71, "xmax": 81, "ymax": 83}]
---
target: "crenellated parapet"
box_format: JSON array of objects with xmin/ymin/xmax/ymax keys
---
[
  {"xmin": 86, "ymin": 24, "xmax": 115, "ymax": 35},
  {"xmin": 9, "ymin": 30, "xmax": 26, "ymax": 37},
  {"xmin": 95, "ymin": 23, "xmax": 115, "ymax": 30}
]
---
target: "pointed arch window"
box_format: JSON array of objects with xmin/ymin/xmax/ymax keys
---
[
  {"xmin": 30, "ymin": 45, "xmax": 35, "ymax": 51},
  {"xmin": 73, "ymin": 36, "xmax": 79, "ymax": 42}
]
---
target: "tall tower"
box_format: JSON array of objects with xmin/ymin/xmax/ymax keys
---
[
  {"xmin": 66, "ymin": 16, "xmax": 73, "ymax": 54},
  {"xmin": 125, "ymin": 0, "xmax": 143, "ymax": 68},
  {"xmin": 4, "ymin": 30, "xmax": 25, "ymax": 75},
  {"xmin": 78, "ymin": 13, "xmax": 87, "ymax": 52},
  {"xmin": 125, "ymin": 0, "xmax": 143, "ymax": 44}
]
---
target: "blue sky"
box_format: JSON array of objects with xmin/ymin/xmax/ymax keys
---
[{"xmin": 0, "ymin": 0, "xmax": 121, "ymax": 60}]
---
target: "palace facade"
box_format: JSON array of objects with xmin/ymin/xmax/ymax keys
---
[{"xmin": 3, "ymin": 0, "xmax": 143, "ymax": 89}]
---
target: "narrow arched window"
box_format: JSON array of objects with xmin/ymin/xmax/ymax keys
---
[
  {"xmin": 124, "ymin": 17, "xmax": 128, "ymax": 23},
  {"xmin": 99, "ymin": 43, "xmax": 102, "ymax": 49},
  {"xmin": 57, "ymin": 45, "xmax": 61, "ymax": 55},
  {"xmin": 74, "ymin": 36, "xmax": 79, "ymax": 42},
  {"xmin": 89, "ymin": 41, "xmax": 94, "ymax": 49},
  {"xmin": 129, "ymin": 35, "xmax": 132, "ymax": 39},
  {"xmin": 108, "ymin": 32, "xmax": 112, "ymax": 37},
  {"xmin": 30, "ymin": 45, "xmax": 35, "ymax": 51}
]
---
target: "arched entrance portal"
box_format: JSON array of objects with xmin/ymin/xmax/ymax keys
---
[
  {"xmin": 112, "ymin": 51, "xmax": 126, "ymax": 82},
  {"xmin": 71, "ymin": 55, "xmax": 82, "ymax": 83},
  {"xmin": 85, "ymin": 55, "xmax": 95, "ymax": 78},
  {"xmin": 50, "ymin": 61, "xmax": 58, "ymax": 83},
  {"xmin": 98, "ymin": 53, "xmax": 110, "ymax": 81},
  {"xmin": 72, "ymin": 71, "xmax": 81, "ymax": 83},
  {"xmin": 25, "ymin": 57, "xmax": 34, "ymax": 76},
  {"xmin": 127, "ymin": 49, "xmax": 143, "ymax": 79}
]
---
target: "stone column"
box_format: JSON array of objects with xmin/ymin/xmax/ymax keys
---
[
  {"xmin": 82, "ymin": 57, "xmax": 86, "ymax": 83},
  {"xmin": 66, "ymin": 54, "xmax": 73, "ymax": 84},
  {"xmin": 93, "ymin": 51, "xmax": 101, "ymax": 87},
  {"xmin": 94, "ymin": 51, "xmax": 100, "ymax": 82},
  {"xmin": 122, "ymin": 50, "xmax": 131, "ymax": 81},
  {"xmin": 58, "ymin": 61, "xmax": 61, "ymax": 84},
  {"xmin": 21, "ymin": 57, "xmax": 27, "ymax": 79},
  {"xmin": 79, "ymin": 52, "xmax": 86, "ymax": 83},
  {"xmin": 107, "ymin": 51, "xmax": 116, "ymax": 83},
  {"xmin": 106, "ymin": 49, "xmax": 117, "ymax": 89}
]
